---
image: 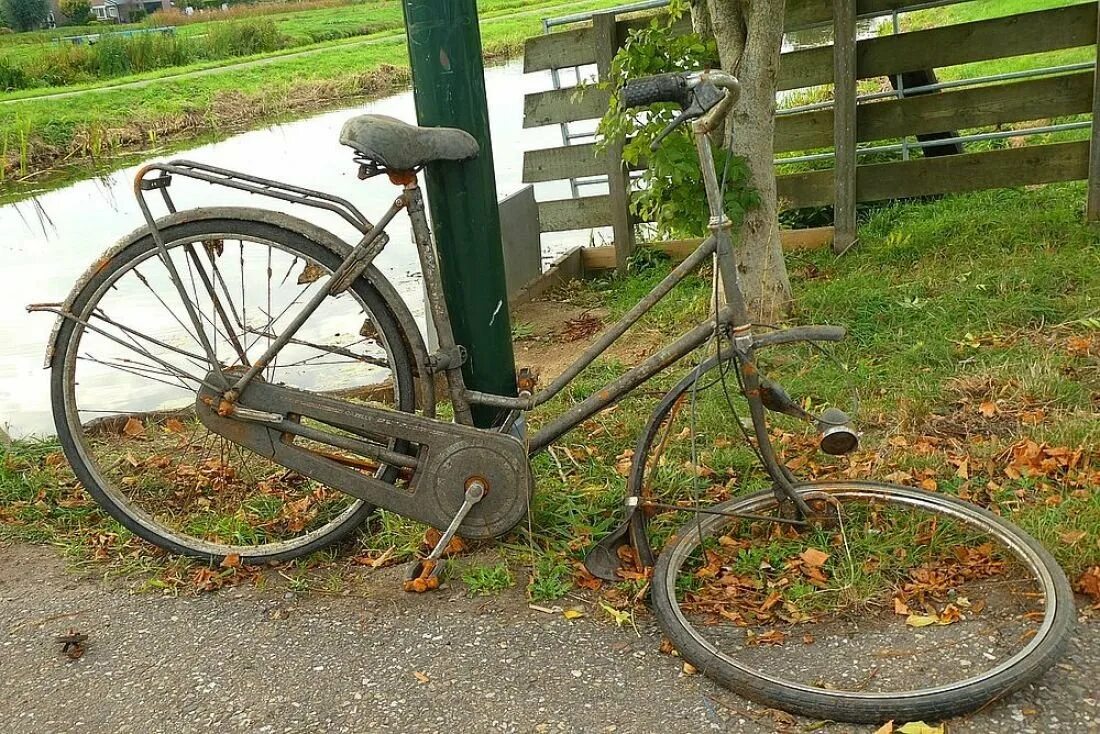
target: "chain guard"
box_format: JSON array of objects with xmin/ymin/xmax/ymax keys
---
[{"xmin": 196, "ymin": 378, "xmax": 530, "ymax": 539}]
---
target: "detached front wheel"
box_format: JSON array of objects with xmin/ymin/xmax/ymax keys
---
[{"xmin": 650, "ymin": 481, "xmax": 1074, "ymax": 724}]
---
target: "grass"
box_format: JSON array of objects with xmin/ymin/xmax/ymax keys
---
[
  {"xmin": 1, "ymin": 182, "xmax": 1097, "ymax": 607},
  {"xmin": 0, "ymin": 0, "xmax": 624, "ymax": 202},
  {"xmin": 460, "ymin": 560, "xmax": 515, "ymax": 595}
]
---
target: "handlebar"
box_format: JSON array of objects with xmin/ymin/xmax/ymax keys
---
[
  {"xmin": 621, "ymin": 73, "xmax": 694, "ymax": 108},
  {"xmin": 620, "ymin": 71, "xmax": 741, "ymax": 149}
]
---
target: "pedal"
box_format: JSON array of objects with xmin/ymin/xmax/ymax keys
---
[{"xmin": 405, "ymin": 480, "xmax": 486, "ymax": 593}]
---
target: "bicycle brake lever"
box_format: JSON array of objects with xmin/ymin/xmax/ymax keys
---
[
  {"xmin": 649, "ymin": 82, "xmax": 729, "ymax": 152},
  {"xmin": 650, "ymin": 109, "xmax": 693, "ymax": 151}
]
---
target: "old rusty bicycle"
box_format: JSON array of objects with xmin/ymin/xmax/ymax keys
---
[{"xmin": 31, "ymin": 70, "xmax": 1073, "ymax": 723}]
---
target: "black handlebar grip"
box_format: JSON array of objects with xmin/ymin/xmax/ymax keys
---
[{"xmin": 621, "ymin": 73, "xmax": 691, "ymax": 108}]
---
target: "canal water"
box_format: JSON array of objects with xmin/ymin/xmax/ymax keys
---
[{"xmin": 0, "ymin": 61, "xmax": 578, "ymax": 438}]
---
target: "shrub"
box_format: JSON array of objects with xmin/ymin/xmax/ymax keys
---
[
  {"xmin": 0, "ymin": 0, "xmax": 49, "ymax": 31},
  {"xmin": 205, "ymin": 19, "xmax": 285, "ymax": 57},
  {"xmin": 0, "ymin": 26, "xmax": 14, "ymax": 34},
  {"xmin": 0, "ymin": 58, "xmax": 28, "ymax": 90},
  {"xmin": 90, "ymin": 31, "xmax": 196, "ymax": 76},
  {"xmin": 59, "ymin": 0, "xmax": 91, "ymax": 25}
]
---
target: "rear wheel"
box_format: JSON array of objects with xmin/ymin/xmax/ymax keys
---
[
  {"xmin": 52, "ymin": 216, "xmax": 417, "ymax": 564},
  {"xmin": 651, "ymin": 481, "xmax": 1075, "ymax": 723}
]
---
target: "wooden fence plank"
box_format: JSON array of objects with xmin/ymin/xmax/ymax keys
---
[
  {"xmin": 775, "ymin": 70, "xmax": 1095, "ymax": 153},
  {"xmin": 1089, "ymin": 0, "xmax": 1100, "ymax": 222},
  {"xmin": 524, "ymin": 15, "xmax": 691, "ymax": 74},
  {"xmin": 779, "ymin": 3, "xmax": 1098, "ymax": 91},
  {"xmin": 594, "ymin": 12, "xmax": 634, "ymax": 271},
  {"xmin": 777, "ymin": 140, "xmax": 1092, "ymax": 209},
  {"xmin": 833, "ymin": 0, "xmax": 859, "ymax": 253},
  {"xmin": 523, "ymin": 0, "xmax": 975, "ymax": 74},
  {"xmin": 525, "ymin": 3, "xmax": 1099, "ymax": 127},
  {"xmin": 524, "ymin": 142, "xmax": 607, "ymax": 183},
  {"xmin": 538, "ymin": 142, "xmax": 1090, "ymax": 232},
  {"xmin": 523, "ymin": 87, "xmax": 610, "ymax": 129},
  {"xmin": 538, "ymin": 195, "xmax": 613, "ymax": 232},
  {"xmin": 523, "ymin": 72, "xmax": 1095, "ymax": 182}
]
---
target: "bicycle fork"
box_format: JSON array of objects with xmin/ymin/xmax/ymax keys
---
[{"xmin": 691, "ymin": 121, "xmax": 819, "ymax": 519}]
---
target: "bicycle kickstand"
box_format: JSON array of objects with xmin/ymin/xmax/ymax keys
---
[{"xmin": 404, "ymin": 480, "xmax": 486, "ymax": 593}]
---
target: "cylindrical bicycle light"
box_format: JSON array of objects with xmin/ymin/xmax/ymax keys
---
[{"xmin": 817, "ymin": 407, "xmax": 859, "ymax": 456}]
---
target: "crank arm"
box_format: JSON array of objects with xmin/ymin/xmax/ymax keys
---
[{"xmin": 404, "ymin": 480, "xmax": 486, "ymax": 593}]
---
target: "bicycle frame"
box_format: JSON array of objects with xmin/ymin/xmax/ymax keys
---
[{"xmin": 127, "ymin": 87, "xmax": 814, "ymax": 516}]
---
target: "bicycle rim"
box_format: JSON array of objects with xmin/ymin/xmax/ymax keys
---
[
  {"xmin": 54, "ymin": 218, "xmax": 415, "ymax": 562},
  {"xmin": 652, "ymin": 481, "xmax": 1074, "ymax": 722}
]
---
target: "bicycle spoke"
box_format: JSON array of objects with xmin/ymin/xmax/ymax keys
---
[
  {"xmin": 90, "ymin": 308, "xmax": 210, "ymax": 372},
  {"xmin": 183, "ymin": 242, "xmax": 250, "ymax": 367},
  {"xmin": 59, "ymin": 225, "xmax": 411, "ymax": 562},
  {"xmin": 133, "ymin": 266, "xmax": 203, "ymax": 349}
]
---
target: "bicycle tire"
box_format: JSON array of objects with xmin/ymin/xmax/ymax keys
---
[
  {"xmin": 650, "ymin": 481, "xmax": 1075, "ymax": 723},
  {"xmin": 51, "ymin": 214, "xmax": 417, "ymax": 565}
]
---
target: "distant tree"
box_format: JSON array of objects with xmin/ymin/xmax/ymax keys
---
[
  {"xmin": 59, "ymin": 0, "xmax": 90, "ymax": 24},
  {"xmin": 0, "ymin": 0, "xmax": 49, "ymax": 31}
]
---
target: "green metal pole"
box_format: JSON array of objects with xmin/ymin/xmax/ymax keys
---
[{"xmin": 401, "ymin": 0, "xmax": 517, "ymax": 427}]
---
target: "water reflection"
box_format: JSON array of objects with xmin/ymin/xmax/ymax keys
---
[{"xmin": 0, "ymin": 61, "xmax": 573, "ymax": 437}]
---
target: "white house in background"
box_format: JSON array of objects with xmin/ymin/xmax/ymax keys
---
[{"xmin": 55, "ymin": 0, "xmax": 171, "ymax": 23}]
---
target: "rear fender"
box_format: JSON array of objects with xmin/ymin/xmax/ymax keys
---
[{"xmin": 40, "ymin": 207, "xmax": 431, "ymax": 393}]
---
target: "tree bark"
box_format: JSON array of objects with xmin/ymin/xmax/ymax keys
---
[
  {"xmin": 690, "ymin": 0, "xmax": 713, "ymax": 38},
  {"xmin": 698, "ymin": 0, "xmax": 792, "ymax": 322}
]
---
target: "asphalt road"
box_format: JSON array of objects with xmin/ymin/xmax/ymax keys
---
[{"xmin": 1, "ymin": 544, "xmax": 1097, "ymax": 734}]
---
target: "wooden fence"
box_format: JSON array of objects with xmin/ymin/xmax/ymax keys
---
[{"xmin": 521, "ymin": 0, "xmax": 1100, "ymax": 264}]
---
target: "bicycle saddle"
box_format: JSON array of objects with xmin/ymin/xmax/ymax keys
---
[{"xmin": 339, "ymin": 114, "xmax": 480, "ymax": 171}]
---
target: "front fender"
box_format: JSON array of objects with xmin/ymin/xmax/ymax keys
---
[{"xmin": 41, "ymin": 207, "xmax": 430, "ymax": 387}]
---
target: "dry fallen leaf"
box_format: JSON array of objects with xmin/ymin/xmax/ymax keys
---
[
  {"xmin": 413, "ymin": 671, "xmax": 430, "ymax": 684},
  {"xmin": 938, "ymin": 604, "xmax": 963, "ymax": 625},
  {"xmin": 682, "ymin": 662, "xmax": 697, "ymax": 675},
  {"xmin": 1059, "ymin": 530, "xmax": 1087, "ymax": 546},
  {"xmin": 893, "ymin": 597, "xmax": 911, "ymax": 616},
  {"xmin": 897, "ymin": 723, "xmax": 944, "ymax": 734},
  {"xmin": 220, "ymin": 553, "xmax": 241, "ymax": 569},
  {"xmin": 747, "ymin": 629, "xmax": 787, "ymax": 646},
  {"xmin": 614, "ymin": 449, "xmax": 634, "ymax": 477},
  {"xmin": 122, "ymin": 417, "xmax": 145, "ymax": 438},
  {"xmin": 800, "ymin": 548, "xmax": 830, "ymax": 567},
  {"xmin": 562, "ymin": 608, "xmax": 585, "ymax": 620},
  {"xmin": 297, "ymin": 263, "xmax": 326, "ymax": 285},
  {"xmin": 164, "ymin": 418, "xmax": 186, "ymax": 434},
  {"xmin": 906, "ymin": 614, "xmax": 939, "ymax": 628},
  {"xmin": 874, "ymin": 723, "xmax": 894, "ymax": 734},
  {"xmin": 1075, "ymin": 566, "xmax": 1100, "ymax": 603},
  {"xmin": 978, "ymin": 400, "xmax": 998, "ymax": 418}
]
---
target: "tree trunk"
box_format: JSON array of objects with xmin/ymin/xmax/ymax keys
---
[
  {"xmin": 690, "ymin": 0, "xmax": 713, "ymax": 38},
  {"xmin": 699, "ymin": 0, "xmax": 792, "ymax": 322}
]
